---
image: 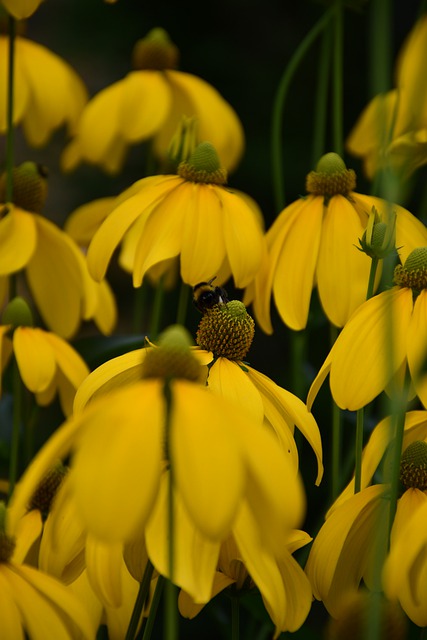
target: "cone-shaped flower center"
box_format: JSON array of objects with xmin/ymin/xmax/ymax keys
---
[
  {"xmin": 305, "ymin": 152, "xmax": 356, "ymax": 197},
  {"xmin": 0, "ymin": 161, "xmax": 48, "ymax": 213},
  {"xmin": 1, "ymin": 296, "xmax": 33, "ymax": 327},
  {"xmin": 177, "ymin": 142, "xmax": 228, "ymax": 185},
  {"xmin": 400, "ymin": 440, "xmax": 427, "ymax": 490},
  {"xmin": 393, "ymin": 247, "xmax": 427, "ymax": 291},
  {"xmin": 141, "ymin": 325, "xmax": 204, "ymax": 381},
  {"xmin": 28, "ymin": 463, "xmax": 68, "ymax": 516},
  {"xmin": 132, "ymin": 27, "xmax": 179, "ymax": 70},
  {"xmin": 196, "ymin": 300, "xmax": 255, "ymax": 360},
  {"xmin": 0, "ymin": 502, "xmax": 15, "ymax": 563}
]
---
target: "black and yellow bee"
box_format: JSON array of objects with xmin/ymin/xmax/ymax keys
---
[{"xmin": 192, "ymin": 277, "xmax": 229, "ymax": 313}]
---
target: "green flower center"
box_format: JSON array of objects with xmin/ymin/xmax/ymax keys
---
[
  {"xmin": 393, "ymin": 247, "xmax": 427, "ymax": 292},
  {"xmin": 305, "ymin": 152, "xmax": 356, "ymax": 197},
  {"xmin": 141, "ymin": 325, "xmax": 203, "ymax": 381},
  {"xmin": 400, "ymin": 441, "xmax": 427, "ymax": 490},
  {"xmin": 132, "ymin": 28, "xmax": 179, "ymax": 70},
  {"xmin": 196, "ymin": 300, "xmax": 255, "ymax": 360},
  {"xmin": 178, "ymin": 142, "xmax": 228, "ymax": 185}
]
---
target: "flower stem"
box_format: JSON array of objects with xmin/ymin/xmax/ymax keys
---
[
  {"xmin": 125, "ymin": 560, "xmax": 155, "ymax": 640},
  {"xmin": 133, "ymin": 284, "xmax": 148, "ymax": 334},
  {"xmin": 8, "ymin": 358, "xmax": 22, "ymax": 500},
  {"xmin": 271, "ymin": 6, "xmax": 334, "ymax": 210},
  {"xmin": 175, "ymin": 282, "xmax": 190, "ymax": 326},
  {"xmin": 312, "ymin": 26, "xmax": 332, "ymax": 166},
  {"xmin": 332, "ymin": 0, "xmax": 344, "ymax": 157},
  {"xmin": 140, "ymin": 576, "xmax": 165, "ymax": 640},
  {"xmin": 150, "ymin": 277, "xmax": 165, "ymax": 341}
]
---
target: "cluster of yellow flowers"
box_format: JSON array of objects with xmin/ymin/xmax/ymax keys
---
[{"xmin": 2, "ymin": 1, "xmax": 427, "ymax": 639}]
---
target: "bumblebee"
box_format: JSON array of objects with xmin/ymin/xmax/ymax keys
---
[{"xmin": 193, "ymin": 277, "xmax": 229, "ymax": 313}]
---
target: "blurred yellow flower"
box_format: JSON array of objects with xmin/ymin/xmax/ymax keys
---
[
  {"xmin": 62, "ymin": 28, "xmax": 244, "ymax": 175},
  {"xmin": 0, "ymin": 35, "xmax": 87, "ymax": 147},
  {"xmin": 307, "ymin": 246, "xmax": 427, "ymax": 412},
  {"xmin": 86, "ymin": 142, "xmax": 266, "ymax": 290},
  {"xmin": 1, "ymin": 0, "xmax": 43, "ymax": 19},
  {"xmin": 245, "ymin": 152, "xmax": 427, "ymax": 332},
  {"xmin": 347, "ymin": 15, "xmax": 427, "ymax": 179}
]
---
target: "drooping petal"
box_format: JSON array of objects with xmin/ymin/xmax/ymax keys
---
[
  {"xmin": 13, "ymin": 327, "xmax": 56, "ymax": 393},
  {"xmin": 119, "ymin": 71, "xmax": 171, "ymax": 142},
  {"xmin": 328, "ymin": 287, "xmax": 413, "ymax": 410},
  {"xmin": 207, "ymin": 358, "xmax": 264, "ymax": 425},
  {"xmin": 85, "ymin": 536, "xmax": 124, "ymax": 608},
  {"xmin": 407, "ymin": 290, "xmax": 427, "ymax": 408},
  {"xmin": 0, "ymin": 570, "xmax": 25, "ymax": 640},
  {"xmin": 273, "ymin": 196, "xmax": 324, "ymax": 330},
  {"xmin": 178, "ymin": 572, "xmax": 235, "ymax": 618},
  {"xmin": 0, "ymin": 37, "xmax": 30, "ymax": 132},
  {"xmin": 145, "ymin": 471, "xmax": 220, "ymax": 603},
  {"xmin": 170, "ymin": 381, "xmax": 245, "ymax": 540},
  {"xmin": 73, "ymin": 348, "xmax": 148, "ymax": 412},
  {"xmin": 217, "ymin": 186, "xmax": 265, "ymax": 288},
  {"xmin": 43, "ymin": 331, "xmax": 89, "ymax": 391},
  {"xmin": 317, "ymin": 195, "xmax": 373, "ymax": 327},
  {"xmin": 92, "ymin": 278, "xmax": 117, "ymax": 336},
  {"xmin": 71, "ymin": 381, "xmax": 164, "ymax": 542},
  {"xmin": 12, "ymin": 509, "xmax": 43, "ymax": 564},
  {"xmin": 179, "ymin": 183, "xmax": 226, "ymax": 285},
  {"xmin": 64, "ymin": 197, "xmax": 116, "ymax": 246},
  {"xmin": 246, "ymin": 365, "xmax": 323, "ymax": 485},
  {"xmin": 0, "ymin": 207, "xmax": 37, "ymax": 275}
]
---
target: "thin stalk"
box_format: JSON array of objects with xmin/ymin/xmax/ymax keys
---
[
  {"xmin": 175, "ymin": 282, "xmax": 190, "ymax": 327},
  {"xmin": 311, "ymin": 25, "xmax": 332, "ymax": 166},
  {"xmin": 231, "ymin": 594, "xmax": 240, "ymax": 640},
  {"xmin": 271, "ymin": 6, "xmax": 334, "ymax": 210},
  {"xmin": 290, "ymin": 329, "xmax": 307, "ymax": 400},
  {"xmin": 8, "ymin": 358, "xmax": 22, "ymax": 499},
  {"xmin": 150, "ymin": 277, "xmax": 165, "ymax": 341},
  {"xmin": 133, "ymin": 284, "xmax": 148, "ymax": 334},
  {"xmin": 140, "ymin": 576, "xmax": 165, "ymax": 640},
  {"xmin": 125, "ymin": 560, "xmax": 155, "ymax": 640},
  {"xmin": 164, "ymin": 381, "xmax": 178, "ymax": 640},
  {"xmin": 332, "ymin": 0, "xmax": 344, "ymax": 157}
]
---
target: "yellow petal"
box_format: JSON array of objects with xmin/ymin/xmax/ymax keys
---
[
  {"xmin": 92, "ymin": 278, "xmax": 117, "ymax": 336},
  {"xmin": 64, "ymin": 197, "xmax": 117, "ymax": 246},
  {"xmin": 0, "ymin": 570, "xmax": 23, "ymax": 640},
  {"xmin": 145, "ymin": 471, "xmax": 220, "ymax": 603},
  {"xmin": 178, "ymin": 572, "xmax": 235, "ymax": 618},
  {"xmin": 179, "ymin": 184, "xmax": 226, "ymax": 285},
  {"xmin": 246, "ymin": 365, "xmax": 324, "ymax": 485},
  {"xmin": 119, "ymin": 71, "xmax": 171, "ymax": 141},
  {"xmin": 0, "ymin": 37, "xmax": 29, "ymax": 132},
  {"xmin": 317, "ymin": 195, "xmax": 373, "ymax": 327},
  {"xmin": 396, "ymin": 14, "xmax": 427, "ymax": 134},
  {"xmin": 273, "ymin": 196, "xmax": 324, "ymax": 330},
  {"xmin": 329, "ymin": 288, "xmax": 413, "ymax": 410},
  {"xmin": 13, "ymin": 327, "xmax": 56, "ymax": 393},
  {"xmin": 0, "ymin": 208, "xmax": 37, "ymax": 275},
  {"xmin": 207, "ymin": 358, "xmax": 264, "ymax": 425},
  {"xmin": 12, "ymin": 510, "xmax": 43, "ymax": 564},
  {"xmin": 2, "ymin": 0, "xmax": 43, "ymax": 18},
  {"xmin": 85, "ymin": 536, "xmax": 124, "ymax": 608},
  {"xmin": 71, "ymin": 381, "xmax": 164, "ymax": 542},
  {"xmin": 407, "ymin": 290, "xmax": 427, "ymax": 407},
  {"xmin": 73, "ymin": 348, "xmax": 148, "ymax": 412},
  {"xmin": 170, "ymin": 381, "xmax": 245, "ymax": 540}
]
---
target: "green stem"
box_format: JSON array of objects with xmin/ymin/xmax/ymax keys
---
[
  {"xmin": 312, "ymin": 25, "xmax": 332, "ymax": 166},
  {"xmin": 175, "ymin": 282, "xmax": 190, "ymax": 327},
  {"xmin": 140, "ymin": 576, "xmax": 165, "ymax": 640},
  {"xmin": 125, "ymin": 560, "xmax": 155, "ymax": 640},
  {"xmin": 290, "ymin": 330, "xmax": 307, "ymax": 400},
  {"xmin": 271, "ymin": 6, "xmax": 334, "ymax": 210},
  {"xmin": 332, "ymin": 0, "xmax": 344, "ymax": 157},
  {"xmin": 164, "ymin": 381, "xmax": 178, "ymax": 640},
  {"xmin": 5, "ymin": 15, "xmax": 16, "ymax": 204},
  {"xmin": 231, "ymin": 594, "xmax": 240, "ymax": 640},
  {"xmin": 8, "ymin": 357, "xmax": 22, "ymax": 500},
  {"xmin": 133, "ymin": 284, "xmax": 148, "ymax": 335},
  {"xmin": 150, "ymin": 277, "xmax": 165, "ymax": 341},
  {"xmin": 387, "ymin": 386, "xmax": 408, "ymax": 537}
]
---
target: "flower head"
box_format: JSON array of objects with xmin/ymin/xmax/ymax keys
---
[
  {"xmin": 1, "ymin": 297, "xmax": 89, "ymax": 416},
  {"xmin": 61, "ymin": 28, "xmax": 244, "ymax": 174},
  {"xmin": 0, "ymin": 35, "xmax": 87, "ymax": 147},
  {"xmin": 308, "ymin": 245, "xmax": 427, "ymax": 412},
  {"xmin": 1, "ymin": 0, "xmax": 44, "ymax": 19},
  {"xmin": 86, "ymin": 142, "xmax": 266, "ymax": 289},
  {"xmin": 245, "ymin": 153, "xmax": 427, "ymax": 332}
]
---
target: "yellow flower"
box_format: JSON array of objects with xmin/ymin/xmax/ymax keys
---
[
  {"xmin": 347, "ymin": 15, "xmax": 427, "ymax": 179},
  {"xmin": 1, "ymin": 302, "xmax": 89, "ymax": 416},
  {"xmin": 305, "ymin": 410, "xmax": 427, "ymax": 622},
  {"xmin": 1, "ymin": 0, "xmax": 43, "ymax": 19},
  {"xmin": 8, "ymin": 326, "xmax": 304, "ymax": 554},
  {"xmin": 86, "ymin": 142, "xmax": 266, "ymax": 289},
  {"xmin": 0, "ymin": 36, "xmax": 87, "ymax": 147},
  {"xmin": 61, "ymin": 28, "xmax": 244, "ymax": 175},
  {"xmin": 0, "ymin": 200, "xmax": 100, "ymax": 338},
  {"xmin": 0, "ymin": 502, "xmax": 95, "ymax": 640},
  {"xmin": 178, "ymin": 530, "xmax": 313, "ymax": 637},
  {"xmin": 245, "ymin": 152, "xmax": 427, "ymax": 332},
  {"xmin": 307, "ymin": 246, "xmax": 427, "ymax": 412}
]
